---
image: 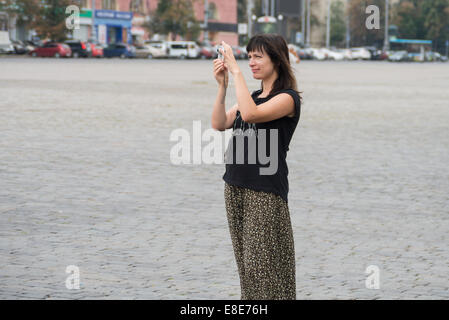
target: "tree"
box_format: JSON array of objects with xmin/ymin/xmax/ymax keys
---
[
  {"xmin": 422, "ymin": 0, "xmax": 449, "ymax": 41},
  {"xmin": 330, "ymin": 0, "xmax": 346, "ymax": 47},
  {"xmin": 31, "ymin": 0, "xmax": 72, "ymax": 42},
  {"xmin": 0, "ymin": 0, "xmax": 39, "ymax": 26},
  {"xmin": 391, "ymin": 0, "xmax": 426, "ymax": 39},
  {"xmin": 149, "ymin": 0, "xmax": 201, "ymax": 41},
  {"xmin": 391, "ymin": 0, "xmax": 449, "ymax": 51}
]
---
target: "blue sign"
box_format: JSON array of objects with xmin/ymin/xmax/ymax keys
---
[
  {"xmin": 95, "ymin": 10, "xmax": 132, "ymax": 20},
  {"xmin": 296, "ymin": 32, "xmax": 303, "ymax": 44},
  {"xmin": 389, "ymin": 38, "xmax": 432, "ymax": 45}
]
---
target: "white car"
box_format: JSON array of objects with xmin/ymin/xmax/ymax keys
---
[
  {"xmin": 321, "ymin": 48, "xmax": 344, "ymax": 61},
  {"xmin": 0, "ymin": 43, "xmax": 14, "ymax": 53},
  {"xmin": 310, "ymin": 48, "xmax": 327, "ymax": 60},
  {"xmin": 337, "ymin": 48, "xmax": 353, "ymax": 60},
  {"xmin": 388, "ymin": 50, "xmax": 408, "ymax": 62},
  {"xmin": 0, "ymin": 30, "xmax": 14, "ymax": 54},
  {"xmin": 351, "ymin": 47, "xmax": 371, "ymax": 60},
  {"xmin": 144, "ymin": 40, "xmax": 168, "ymax": 58},
  {"xmin": 135, "ymin": 45, "xmax": 166, "ymax": 59},
  {"xmin": 167, "ymin": 41, "xmax": 200, "ymax": 59}
]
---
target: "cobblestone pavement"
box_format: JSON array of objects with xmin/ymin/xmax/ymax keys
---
[{"xmin": 0, "ymin": 57, "xmax": 448, "ymax": 300}]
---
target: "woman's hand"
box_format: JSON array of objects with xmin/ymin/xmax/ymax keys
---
[
  {"xmin": 213, "ymin": 58, "xmax": 228, "ymax": 88},
  {"xmin": 219, "ymin": 41, "xmax": 240, "ymax": 75}
]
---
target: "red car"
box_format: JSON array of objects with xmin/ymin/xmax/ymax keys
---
[
  {"xmin": 89, "ymin": 43, "xmax": 104, "ymax": 58},
  {"xmin": 29, "ymin": 42, "xmax": 71, "ymax": 58}
]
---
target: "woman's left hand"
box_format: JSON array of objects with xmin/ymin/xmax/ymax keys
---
[{"xmin": 220, "ymin": 41, "xmax": 240, "ymax": 75}]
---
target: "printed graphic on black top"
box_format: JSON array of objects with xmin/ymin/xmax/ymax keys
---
[{"xmin": 233, "ymin": 110, "xmax": 258, "ymax": 137}]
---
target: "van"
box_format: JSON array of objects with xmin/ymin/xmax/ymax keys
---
[
  {"xmin": 0, "ymin": 31, "xmax": 13, "ymax": 53},
  {"xmin": 0, "ymin": 13, "xmax": 14, "ymax": 54},
  {"xmin": 167, "ymin": 41, "xmax": 200, "ymax": 59}
]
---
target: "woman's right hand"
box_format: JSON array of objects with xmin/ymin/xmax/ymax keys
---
[{"xmin": 213, "ymin": 58, "xmax": 228, "ymax": 88}]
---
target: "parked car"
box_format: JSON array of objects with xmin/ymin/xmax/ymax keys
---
[
  {"xmin": 11, "ymin": 40, "xmax": 27, "ymax": 54},
  {"xmin": 425, "ymin": 51, "xmax": 446, "ymax": 62},
  {"xmin": 371, "ymin": 50, "xmax": 389, "ymax": 60},
  {"xmin": 167, "ymin": 41, "xmax": 200, "ymax": 59},
  {"xmin": 232, "ymin": 46, "xmax": 246, "ymax": 60},
  {"xmin": 298, "ymin": 47, "xmax": 314, "ymax": 60},
  {"xmin": 88, "ymin": 42, "xmax": 104, "ymax": 58},
  {"xmin": 103, "ymin": 43, "xmax": 136, "ymax": 58},
  {"xmin": 336, "ymin": 48, "xmax": 353, "ymax": 60},
  {"xmin": 149, "ymin": 43, "xmax": 168, "ymax": 58},
  {"xmin": 133, "ymin": 44, "xmax": 164, "ymax": 59},
  {"xmin": 134, "ymin": 44, "xmax": 151, "ymax": 59},
  {"xmin": 65, "ymin": 40, "xmax": 91, "ymax": 58},
  {"xmin": 351, "ymin": 47, "xmax": 371, "ymax": 60},
  {"xmin": 321, "ymin": 48, "xmax": 345, "ymax": 60},
  {"xmin": 201, "ymin": 46, "xmax": 214, "ymax": 59},
  {"xmin": 143, "ymin": 41, "xmax": 169, "ymax": 58},
  {"xmin": 198, "ymin": 41, "xmax": 215, "ymax": 59},
  {"xmin": 0, "ymin": 41, "xmax": 14, "ymax": 54},
  {"xmin": 407, "ymin": 52, "xmax": 423, "ymax": 62},
  {"xmin": 199, "ymin": 45, "xmax": 214, "ymax": 59},
  {"xmin": 0, "ymin": 29, "xmax": 14, "ymax": 54},
  {"xmin": 309, "ymin": 48, "xmax": 327, "ymax": 60},
  {"xmin": 388, "ymin": 50, "xmax": 409, "ymax": 62},
  {"xmin": 23, "ymin": 40, "xmax": 38, "ymax": 53},
  {"xmin": 365, "ymin": 47, "xmax": 388, "ymax": 60},
  {"xmin": 29, "ymin": 42, "xmax": 72, "ymax": 58},
  {"xmin": 239, "ymin": 46, "xmax": 248, "ymax": 59}
]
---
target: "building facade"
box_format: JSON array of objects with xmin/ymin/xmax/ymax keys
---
[
  {"xmin": 192, "ymin": 0, "xmax": 238, "ymax": 45},
  {"xmin": 75, "ymin": 0, "xmax": 144, "ymax": 44},
  {"xmin": 75, "ymin": 0, "xmax": 238, "ymax": 45}
]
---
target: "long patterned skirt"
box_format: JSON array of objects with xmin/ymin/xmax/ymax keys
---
[{"xmin": 224, "ymin": 182, "xmax": 296, "ymax": 300}]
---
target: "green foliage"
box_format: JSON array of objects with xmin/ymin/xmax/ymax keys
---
[
  {"xmin": 0, "ymin": 0, "xmax": 39, "ymax": 25},
  {"xmin": 149, "ymin": 0, "xmax": 201, "ymax": 41},
  {"xmin": 330, "ymin": 0, "xmax": 346, "ymax": 46},
  {"xmin": 392, "ymin": 0, "xmax": 449, "ymax": 50},
  {"xmin": 30, "ymin": 0, "xmax": 72, "ymax": 42}
]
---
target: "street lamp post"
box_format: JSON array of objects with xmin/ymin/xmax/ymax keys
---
[
  {"xmin": 306, "ymin": 0, "xmax": 311, "ymax": 47},
  {"xmin": 345, "ymin": 0, "xmax": 350, "ymax": 48},
  {"xmin": 326, "ymin": 0, "xmax": 331, "ymax": 48},
  {"xmin": 301, "ymin": 0, "xmax": 305, "ymax": 46},
  {"xmin": 383, "ymin": 0, "xmax": 389, "ymax": 51},
  {"xmin": 91, "ymin": 0, "xmax": 96, "ymax": 42},
  {"xmin": 251, "ymin": 14, "xmax": 257, "ymax": 37},
  {"xmin": 277, "ymin": 14, "xmax": 283, "ymax": 36},
  {"xmin": 247, "ymin": 0, "xmax": 254, "ymax": 40},
  {"xmin": 204, "ymin": 0, "xmax": 209, "ymax": 43}
]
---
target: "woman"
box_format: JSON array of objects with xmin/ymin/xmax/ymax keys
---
[{"xmin": 211, "ymin": 34, "xmax": 302, "ymax": 300}]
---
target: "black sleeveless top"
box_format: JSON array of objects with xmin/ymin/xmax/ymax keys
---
[{"xmin": 222, "ymin": 88, "xmax": 301, "ymax": 203}]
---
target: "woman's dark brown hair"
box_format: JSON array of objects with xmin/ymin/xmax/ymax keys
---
[{"xmin": 246, "ymin": 33, "xmax": 302, "ymax": 102}]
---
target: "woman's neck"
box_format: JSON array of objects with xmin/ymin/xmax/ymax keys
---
[{"xmin": 261, "ymin": 71, "xmax": 278, "ymax": 96}]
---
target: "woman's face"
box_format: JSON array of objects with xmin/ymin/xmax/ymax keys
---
[{"xmin": 248, "ymin": 48, "xmax": 275, "ymax": 80}]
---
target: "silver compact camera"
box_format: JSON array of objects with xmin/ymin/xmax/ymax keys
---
[{"xmin": 217, "ymin": 45, "xmax": 225, "ymax": 60}]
